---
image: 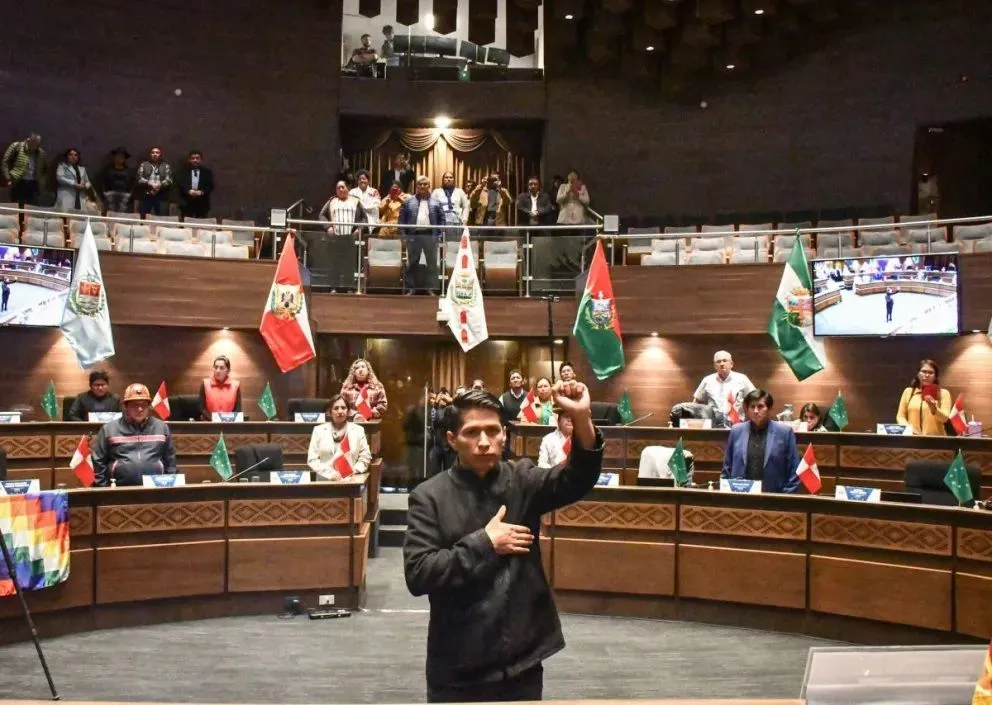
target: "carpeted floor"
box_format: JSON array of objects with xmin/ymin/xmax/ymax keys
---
[{"xmin": 0, "ymin": 548, "xmax": 839, "ymax": 703}]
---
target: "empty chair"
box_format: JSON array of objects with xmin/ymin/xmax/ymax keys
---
[
  {"xmin": 900, "ymin": 225, "xmax": 947, "ymax": 248},
  {"xmin": 115, "ymin": 237, "xmax": 159, "ymax": 254},
  {"xmin": 221, "ymin": 219, "xmax": 257, "ymax": 248},
  {"xmin": 728, "ymin": 235, "xmax": 769, "ymax": 263},
  {"xmin": 952, "ymin": 223, "xmax": 992, "ymax": 251},
  {"xmin": 974, "ymin": 238, "xmax": 992, "ymax": 254},
  {"xmin": 67, "ymin": 218, "xmax": 109, "ymax": 241},
  {"xmin": 145, "ymin": 215, "xmax": 180, "ymax": 234},
  {"xmin": 685, "ymin": 249, "xmax": 725, "ymax": 265},
  {"xmin": 443, "ymin": 239, "xmax": 480, "ymax": 272},
  {"xmin": 737, "ymin": 222, "xmax": 773, "ymax": 234},
  {"xmin": 687, "ymin": 235, "xmax": 724, "ymax": 254},
  {"xmin": 857, "ymin": 215, "xmax": 895, "ymax": 226},
  {"xmin": 839, "ymin": 245, "xmax": 864, "ymax": 259},
  {"xmin": 163, "ymin": 241, "xmax": 207, "ymax": 257},
  {"xmin": 650, "ymin": 237, "xmax": 681, "ymax": 254},
  {"xmin": 816, "ymin": 218, "xmax": 855, "ymax": 253},
  {"xmin": 898, "ymin": 213, "xmax": 937, "ymax": 224},
  {"xmin": 214, "ymin": 243, "xmax": 250, "ymax": 259},
  {"xmin": 860, "ymin": 229, "xmax": 899, "ymax": 248},
  {"xmin": 93, "ymin": 236, "xmax": 113, "ymax": 251},
  {"xmin": 157, "ymin": 226, "xmax": 191, "ymax": 243},
  {"xmin": 24, "ymin": 215, "xmax": 64, "ymax": 235},
  {"xmin": 482, "ymin": 239, "xmax": 519, "ymax": 291},
  {"xmin": 0, "ymin": 214, "xmax": 18, "ymax": 244},
  {"xmin": 866, "ymin": 243, "xmax": 912, "ymax": 257},
  {"xmin": 183, "ymin": 217, "xmax": 218, "ymax": 228},
  {"xmin": 366, "ymin": 237, "xmax": 403, "ymax": 289},
  {"xmin": 113, "ymin": 224, "xmax": 153, "ymax": 244},
  {"xmin": 924, "ymin": 241, "xmax": 961, "ymax": 254},
  {"xmin": 641, "ymin": 252, "xmax": 678, "ymax": 266},
  {"xmin": 772, "ymin": 232, "xmax": 813, "ymax": 263},
  {"xmin": 22, "ymin": 230, "xmax": 65, "ymax": 247},
  {"xmin": 198, "ymin": 229, "xmax": 233, "ymax": 247},
  {"xmin": 624, "ymin": 226, "xmax": 659, "ymax": 265}
]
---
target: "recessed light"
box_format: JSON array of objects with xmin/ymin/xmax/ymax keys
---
[
  {"xmin": 564, "ymin": 13, "xmax": 574, "ymax": 19},
  {"xmin": 434, "ymin": 115, "xmax": 451, "ymax": 128},
  {"xmin": 646, "ymin": 45, "xmax": 655, "ymax": 52},
  {"xmin": 726, "ymin": 63, "xmax": 736, "ymax": 69},
  {"xmin": 754, "ymin": 8, "xmax": 765, "ymax": 14},
  {"xmin": 651, "ymin": 331, "xmax": 659, "ymax": 337},
  {"xmin": 222, "ymin": 327, "xmax": 230, "ymax": 331},
  {"xmin": 554, "ymin": 338, "xmax": 564, "ymax": 344}
]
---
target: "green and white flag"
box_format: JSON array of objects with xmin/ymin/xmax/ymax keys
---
[
  {"xmin": 209, "ymin": 433, "xmax": 233, "ymax": 481},
  {"xmin": 41, "ymin": 380, "xmax": 58, "ymax": 420},
  {"xmin": 617, "ymin": 390, "xmax": 635, "ymax": 425},
  {"xmin": 768, "ymin": 237, "xmax": 825, "ymax": 381},
  {"xmin": 827, "ymin": 390, "xmax": 848, "ymax": 431},
  {"xmin": 257, "ymin": 382, "xmax": 277, "ymax": 420},
  {"xmin": 944, "ymin": 450, "xmax": 973, "ymax": 506},
  {"xmin": 668, "ymin": 437, "xmax": 688, "ymax": 487}
]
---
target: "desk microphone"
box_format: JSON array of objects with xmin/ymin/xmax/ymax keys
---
[
  {"xmin": 624, "ymin": 412, "xmax": 654, "ymax": 426},
  {"xmin": 223, "ymin": 457, "xmax": 271, "ymax": 483}
]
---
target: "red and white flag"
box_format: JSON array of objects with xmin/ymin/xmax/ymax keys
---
[
  {"xmin": 795, "ymin": 443, "xmax": 821, "ymax": 494},
  {"xmin": 562, "ymin": 434, "xmax": 572, "ymax": 457},
  {"xmin": 152, "ymin": 381, "xmax": 170, "ymax": 420},
  {"xmin": 443, "ymin": 229, "xmax": 488, "ymax": 352},
  {"xmin": 948, "ymin": 394, "xmax": 968, "ymax": 435},
  {"xmin": 727, "ymin": 391, "xmax": 741, "ymax": 425},
  {"xmin": 332, "ymin": 434, "xmax": 354, "ymax": 479},
  {"xmin": 356, "ymin": 386, "xmax": 374, "ymax": 420},
  {"xmin": 259, "ymin": 233, "xmax": 316, "ymax": 373},
  {"xmin": 70, "ymin": 435, "xmax": 95, "ymax": 487},
  {"xmin": 519, "ymin": 389, "xmax": 540, "ymax": 423}
]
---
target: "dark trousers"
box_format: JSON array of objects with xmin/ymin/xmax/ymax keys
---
[
  {"xmin": 428, "ymin": 664, "xmax": 543, "ymax": 703},
  {"xmin": 886, "ymin": 303, "xmax": 894, "ymax": 321},
  {"xmin": 1, "ymin": 292, "xmax": 9, "ymax": 312},
  {"xmin": 11, "ymin": 179, "xmax": 39, "ymax": 206},
  {"xmin": 138, "ymin": 191, "xmax": 166, "ymax": 216},
  {"xmin": 181, "ymin": 198, "xmax": 210, "ymax": 218},
  {"xmin": 405, "ymin": 232, "xmax": 438, "ymax": 293}
]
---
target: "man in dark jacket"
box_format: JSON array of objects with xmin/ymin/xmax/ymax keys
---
[
  {"xmin": 91, "ymin": 383, "xmax": 177, "ymax": 486},
  {"xmin": 177, "ymin": 150, "xmax": 215, "ymax": 218},
  {"xmin": 404, "ymin": 381, "xmax": 602, "ymax": 702},
  {"xmin": 66, "ymin": 369, "xmax": 121, "ymax": 421},
  {"xmin": 398, "ymin": 175, "xmax": 444, "ymax": 295}
]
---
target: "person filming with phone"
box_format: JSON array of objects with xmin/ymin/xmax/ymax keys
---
[{"xmin": 896, "ymin": 358, "xmax": 953, "ymax": 435}]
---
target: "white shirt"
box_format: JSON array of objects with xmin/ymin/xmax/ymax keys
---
[
  {"xmin": 191, "ymin": 169, "xmax": 200, "ymax": 190},
  {"xmin": 430, "ymin": 187, "xmax": 469, "ymax": 224},
  {"xmin": 307, "ymin": 422, "xmax": 372, "ymax": 480},
  {"xmin": 416, "ymin": 198, "xmax": 430, "ymax": 226},
  {"xmin": 350, "ymin": 186, "xmax": 381, "ymax": 225},
  {"xmin": 320, "ymin": 197, "xmax": 359, "ymax": 236},
  {"xmin": 693, "ymin": 370, "xmax": 755, "ymax": 417},
  {"xmin": 538, "ymin": 429, "xmax": 570, "ymax": 469}
]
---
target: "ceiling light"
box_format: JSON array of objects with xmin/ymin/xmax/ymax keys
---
[
  {"xmin": 754, "ymin": 8, "xmax": 765, "ymax": 14},
  {"xmin": 434, "ymin": 115, "xmax": 452, "ymax": 128},
  {"xmin": 221, "ymin": 327, "xmax": 230, "ymax": 331},
  {"xmin": 564, "ymin": 13, "xmax": 574, "ymax": 19},
  {"xmin": 726, "ymin": 63, "xmax": 735, "ymax": 69},
  {"xmin": 646, "ymin": 45, "xmax": 655, "ymax": 52},
  {"xmin": 650, "ymin": 331, "xmax": 659, "ymax": 337},
  {"xmin": 423, "ymin": 13, "xmax": 434, "ymax": 29},
  {"xmin": 554, "ymin": 338, "xmax": 564, "ymax": 344}
]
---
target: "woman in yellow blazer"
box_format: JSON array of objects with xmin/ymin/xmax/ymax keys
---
[{"xmin": 896, "ymin": 359, "xmax": 952, "ymax": 435}]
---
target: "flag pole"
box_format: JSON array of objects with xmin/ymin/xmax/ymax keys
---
[{"xmin": 0, "ymin": 524, "xmax": 60, "ymax": 699}]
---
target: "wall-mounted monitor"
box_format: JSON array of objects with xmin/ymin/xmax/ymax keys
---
[
  {"xmin": 426, "ymin": 36, "xmax": 457, "ymax": 57},
  {"xmin": 811, "ymin": 253, "xmax": 960, "ymax": 337},
  {"xmin": 0, "ymin": 245, "xmax": 76, "ymax": 328},
  {"xmin": 459, "ymin": 40, "xmax": 481, "ymax": 62},
  {"xmin": 487, "ymin": 47, "xmax": 511, "ymax": 67}
]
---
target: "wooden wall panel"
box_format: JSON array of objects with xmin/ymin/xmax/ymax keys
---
[
  {"xmin": 573, "ymin": 333, "xmax": 992, "ymax": 440},
  {"xmin": 553, "ymin": 538, "xmax": 675, "ymax": 595},
  {"xmin": 811, "ymin": 515, "xmax": 952, "ymax": 556},
  {"xmin": 954, "ymin": 572, "xmax": 992, "ymax": 639},
  {"xmin": 227, "ymin": 536, "xmax": 352, "ymax": 591},
  {"xmin": 1, "ymin": 326, "xmax": 314, "ymax": 422},
  {"xmin": 678, "ymin": 545, "xmax": 806, "ymax": 609},
  {"xmin": 95, "ymin": 541, "xmax": 226, "ymax": 603},
  {"xmin": 809, "ymin": 555, "xmax": 952, "ymax": 631},
  {"xmin": 0, "ymin": 549, "xmax": 93, "ymax": 617}
]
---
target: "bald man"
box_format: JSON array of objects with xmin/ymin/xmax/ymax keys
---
[{"xmin": 693, "ymin": 350, "xmax": 755, "ymax": 422}]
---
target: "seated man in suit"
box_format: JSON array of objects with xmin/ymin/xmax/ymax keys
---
[
  {"xmin": 91, "ymin": 383, "xmax": 177, "ymax": 487},
  {"xmin": 66, "ymin": 369, "xmax": 121, "ymax": 421},
  {"xmin": 721, "ymin": 389, "xmax": 799, "ymax": 493}
]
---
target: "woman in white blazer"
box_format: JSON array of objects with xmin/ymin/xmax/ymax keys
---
[
  {"xmin": 54, "ymin": 148, "xmax": 93, "ymax": 212},
  {"xmin": 307, "ymin": 394, "xmax": 372, "ymax": 481}
]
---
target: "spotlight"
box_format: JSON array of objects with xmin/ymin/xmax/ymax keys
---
[
  {"xmin": 726, "ymin": 63, "xmax": 735, "ymax": 69},
  {"xmin": 650, "ymin": 332, "xmax": 659, "ymax": 337},
  {"xmin": 754, "ymin": 8, "xmax": 765, "ymax": 14},
  {"xmin": 646, "ymin": 45, "xmax": 655, "ymax": 52},
  {"xmin": 434, "ymin": 115, "xmax": 452, "ymax": 128},
  {"xmin": 554, "ymin": 338, "xmax": 564, "ymax": 344},
  {"xmin": 221, "ymin": 326, "xmax": 230, "ymax": 331},
  {"xmin": 564, "ymin": 13, "xmax": 574, "ymax": 19}
]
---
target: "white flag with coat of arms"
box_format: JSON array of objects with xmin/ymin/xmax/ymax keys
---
[
  {"xmin": 60, "ymin": 221, "xmax": 115, "ymax": 368},
  {"xmin": 442, "ymin": 229, "xmax": 488, "ymax": 352}
]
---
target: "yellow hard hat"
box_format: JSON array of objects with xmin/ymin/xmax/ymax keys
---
[{"xmin": 123, "ymin": 383, "xmax": 152, "ymax": 403}]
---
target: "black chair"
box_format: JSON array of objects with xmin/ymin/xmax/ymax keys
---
[
  {"xmin": 904, "ymin": 459, "xmax": 981, "ymax": 507},
  {"xmin": 233, "ymin": 443, "xmax": 285, "ymax": 481},
  {"xmin": 590, "ymin": 402, "xmax": 622, "ymax": 426},
  {"xmin": 170, "ymin": 394, "xmax": 202, "ymax": 422},
  {"xmin": 0, "ymin": 449, "xmax": 7, "ymax": 480},
  {"xmin": 62, "ymin": 396, "xmax": 76, "ymax": 421},
  {"xmin": 286, "ymin": 398, "xmax": 329, "ymax": 420}
]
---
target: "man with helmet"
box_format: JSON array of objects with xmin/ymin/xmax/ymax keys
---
[{"xmin": 91, "ymin": 383, "xmax": 177, "ymax": 487}]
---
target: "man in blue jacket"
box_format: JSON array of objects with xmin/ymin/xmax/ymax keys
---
[
  {"xmin": 721, "ymin": 389, "xmax": 799, "ymax": 493},
  {"xmin": 398, "ymin": 175, "xmax": 444, "ymax": 295}
]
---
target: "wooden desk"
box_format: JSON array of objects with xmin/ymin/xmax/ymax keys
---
[
  {"xmin": 0, "ymin": 482, "xmax": 370, "ymax": 645},
  {"xmin": 855, "ymin": 279, "xmax": 956, "ymax": 297},
  {"xmin": 510, "ymin": 425, "xmax": 992, "ymax": 498},
  {"xmin": 813, "ymin": 288, "xmax": 841, "ymax": 311},
  {"xmin": 541, "ymin": 486, "xmax": 992, "ymax": 642},
  {"xmin": 0, "ymin": 421, "xmax": 381, "ymax": 489}
]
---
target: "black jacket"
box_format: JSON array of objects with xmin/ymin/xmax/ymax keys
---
[
  {"xmin": 403, "ymin": 429, "xmax": 603, "ymax": 688},
  {"xmin": 66, "ymin": 391, "xmax": 121, "ymax": 422},
  {"xmin": 379, "ymin": 167, "xmax": 415, "ymax": 196},
  {"xmin": 515, "ymin": 192, "xmax": 555, "ymax": 227},
  {"xmin": 177, "ymin": 165, "xmax": 215, "ymax": 208}
]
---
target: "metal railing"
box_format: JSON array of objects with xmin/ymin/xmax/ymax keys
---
[{"xmin": 0, "ymin": 205, "xmax": 281, "ymax": 260}]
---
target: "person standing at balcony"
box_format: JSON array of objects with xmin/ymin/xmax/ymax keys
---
[
  {"xmin": 398, "ymin": 175, "xmax": 443, "ymax": 295},
  {"xmin": 349, "ymin": 170, "xmax": 381, "ymax": 228},
  {"xmin": 348, "ymin": 33, "xmax": 378, "ymax": 77},
  {"xmin": 319, "ymin": 180, "xmax": 367, "ymax": 237},
  {"xmin": 380, "ymin": 152, "xmax": 415, "ymax": 195},
  {"xmin": 381, "ymin": 25, "xmax": 398, "ymax": 68},
  {"xmin": 136, "ymin": 146, "xmax": 173, "ymax": 216},
  {"xmin": 469, "ymin": 173, "xmax": 513, "ymax": 228},
  {"xmin": 2, "ymin": 133, "xmax": 46, "ymax": 206},
  {"xmin": 554, "ymin": 170, "xmax": 591, "ymax": 272},
  {"xmin": 100, "ymin": 147, "xmax": 134, "ymax": 213},
  {"xmin": 378, "ymin": 181, "xmax": 407, "ymax": 237},
  {"xmin": 431, "ymin": 171, "xmax": 469, "ymax": 244},
  {"xmin": 54, "ymin": 148, "xmax": 92, "ymax": 212},
  {"xmin": 177, "ymin": 150, "xmax": 215, "ymax": 218}
]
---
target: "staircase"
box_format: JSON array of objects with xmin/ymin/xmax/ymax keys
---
[{"xmin": 379, "ymin": 494, "xmax": 409, "ymax": 548}]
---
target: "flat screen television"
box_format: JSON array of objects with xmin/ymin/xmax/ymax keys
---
[
  {"xmin": 426, "ymin": 35, "xmax": 457, "ymax": 57},
  {"xmin": 0, "ymin": 245, "xmax": 75, "ymax": 328},
  {"xmin": 459, "ymin": 40, "xmax": 480, "ymax": 62},
  {"xmin": 811, "ymin": 253, "xmax": 960, "ymax": 337}
]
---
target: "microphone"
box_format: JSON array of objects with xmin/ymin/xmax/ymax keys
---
[
  {"xmin": 624, "ymin": 412, "xmax": 654, "ymax": 426},
  {"xmin": 223, "ymin": 457, "xmax": 272, "ymax": 483}
]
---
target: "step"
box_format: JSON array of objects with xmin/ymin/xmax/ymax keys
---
[
  {"xmin": 382, "ymin": 508, "xmax": 408, "ymax": 526},
  {"xmin": 380, "ymin": 524, "xmax": 407, "ymax": 548}
]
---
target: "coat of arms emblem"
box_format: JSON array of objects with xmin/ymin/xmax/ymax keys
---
[
  {"xmin": 68, "ymin": 275, "xmax": 105, "ymax": 317},
  {"xmin": 586, "ymin": 292, "xmax": 615, "ymax": 329},
  {"xmin": 270, "ymin": 283, "xmax": 304, "ymax": 320}
]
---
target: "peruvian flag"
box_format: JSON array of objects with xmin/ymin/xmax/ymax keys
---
[
  {"xmin": 519, "ymin": 389, "xmax": 540, "ymax": 423},
  {"xmin": 259, "ymin": 233, "xmax": 316, "ymax": 373},
  {"xmin": 443, "ymin": 229, "xmax": 488, "ymax": 352},
  {"xmin": 727, "ymin": 391, "xmax": 741, "ymax": 424},
  {"xmin": 70, "ymin": 435, "xmax": 95, "ymax": 487},
  {"xmin": 795, "ymin": 443, "xmax": 822, "ymax": 494},
  {"xmin": 332, "ymin": 435, "xmax": 354, "ymax": 478},
  {"xmin": 948, "ymin": 394, "xmax": 968, "ymax": 435},
  {"xmin": 152, "ymin": 381, "xmax": 170, "ymax": 420},
  {"xmin": 356, "ymin": 386, "xmax": 374, "ymax": 420}
]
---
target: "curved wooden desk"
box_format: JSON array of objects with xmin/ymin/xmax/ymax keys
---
[
  {"xmin": 0, "ymin": 482, "xmax": 371, "ymax": 646},
  {"xmin": 540, "ymin": 486, "xmax": 992, "ymax": 643},
  {"xmin": 855, "ymin": 279, "xmax": 956, "ymax": 297}
]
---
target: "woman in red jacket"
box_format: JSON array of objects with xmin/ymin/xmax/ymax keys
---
[{"xmin": 199, "ymin": 355, "xmax": 242, "ymax": 420}]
